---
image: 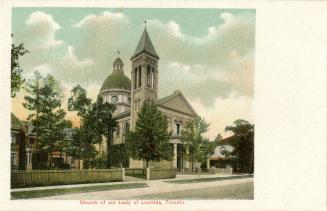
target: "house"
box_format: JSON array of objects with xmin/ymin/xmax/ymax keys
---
[{"xmin": 209, "ymin": 136, "xmax": 235, "ymax": 168}]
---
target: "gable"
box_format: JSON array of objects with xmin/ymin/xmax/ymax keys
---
[{"xmin": 158, "ymin": 91, "xmax": 197, "ymax": 117}]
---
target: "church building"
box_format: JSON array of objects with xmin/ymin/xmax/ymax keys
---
[{"xmin": 98, "ymin": 25, "xmax": 199, "ymax": 171}]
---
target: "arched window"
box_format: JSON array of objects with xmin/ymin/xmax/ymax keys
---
[
  {"xmin": 116, "ymin": 125, "xmax": 120, "ymax": 136},
  {"xmin": 134, "ymin": 68, "xmax": 137, "ymax": 89},
  {"xmin": 125, "ymin": 122, "xmax": 130, "ymax": 133},
  {"xmin": 147, "ymin": 65, "xmax": 151, "ymax": 87},
  {"xmin": 138, "ymin": 66, "xmax": 142, "ymax": 87},
  {"xmin": 152, "ymin": 67, "xmax": 155, "ymax": 89}
]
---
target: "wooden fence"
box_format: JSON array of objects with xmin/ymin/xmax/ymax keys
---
[{"xmin": 11, "ymin": 169, "xmax": 123, "ymax": 188}]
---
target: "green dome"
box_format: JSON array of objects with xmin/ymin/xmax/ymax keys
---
[{"xmin": 100, "ymin": 71, "xmax": 131, "ymax": 92}]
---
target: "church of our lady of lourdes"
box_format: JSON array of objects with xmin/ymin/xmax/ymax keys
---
[{"xmin": 98, "ymin": 26, "xmax": 199, "ymax": 171}]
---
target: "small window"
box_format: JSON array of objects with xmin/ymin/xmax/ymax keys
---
[
  {"xmin": 11, "ymin": 135, "xmax": 17, "ymax": 144},
  {"xmin": 116, "ymin": 125, "xmax": 120, "ymax": 136},
  {"xmin": 176, "ymin": 123, "xmax": 180, "ymax": 135},
  {"xmin": 125, "ymin": 122, "xmax": 130, "ymax": 133},
  {"xmin": 11, "ymin": 153, "xmax": 16, "ymax": 166}
]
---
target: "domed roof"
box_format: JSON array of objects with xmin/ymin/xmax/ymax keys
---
[{"xmin": 100, "ymin": 71, "xmax": 131, "ymax": 92}]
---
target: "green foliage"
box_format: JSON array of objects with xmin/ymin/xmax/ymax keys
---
[
  {"xmin": 126, "ymin": 102, "xmax": 173, "ymax": 167},
  {"xmin": 225, "ymin": 119, "xmax": 254, "ymax": 174},
  {"xmin": 109, "ymin": 144, "xmax": 129, "ymax": 168},
  {"xmin": 23, "ymin": 71, "xmax": 71, "ymax": 168},
  {"xmin": 11, "ymin": 39, "xmax": 29, "ymax": 97},
  {"xmin": 67, "ymin": 85, "xmax": 117, "ymax": 169},
  {"xmin": 180, "ymin": 118, "xmax": 218, "ymax": 170}
]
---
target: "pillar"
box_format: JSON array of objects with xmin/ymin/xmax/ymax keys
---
[
  {"xmin": 184, "ymin": 145, "xmax": 189, "ymax": 172},
  {"xmin": 207, "ymin": 157, "xmax": 210, "ymax": 170},
  {"xmin": 173, "ymin": 143, "xmax": 177, "ymax": 168}
]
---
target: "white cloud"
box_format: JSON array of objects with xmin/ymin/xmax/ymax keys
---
[
  {"xmin": 62, "ymin": 46, "xmax": 94, "ymax": 69},
  {"xmin": 190, "ymin": 93, "xmax": 254, "ymax": 139},
  {"xmin": 25, "ymin": 11, "xmax": 63, "ymax": 49},
  {"xmin": 73, "ymin": 11, "xmax": 127, "ymax": 28}
]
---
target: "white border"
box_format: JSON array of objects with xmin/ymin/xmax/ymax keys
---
[{"xmin": 1, "ymin": 1, "xmax": 327, "ymax": 210}]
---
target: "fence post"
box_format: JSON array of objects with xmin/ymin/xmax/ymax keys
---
[
  {"xmin": 146, "ymin": 167, "xmax": 150, "ymax": 180},
  {"xmin": 122, "ymin": 168, "xmax": 125, "ymax": 181}
]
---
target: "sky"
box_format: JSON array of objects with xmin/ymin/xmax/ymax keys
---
[{"xmin": 11, "ymin": 8, "xmax": 255, "ymax": 139}]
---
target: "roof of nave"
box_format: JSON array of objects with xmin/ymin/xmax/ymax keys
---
[
  {"xmin": 114, "ymin": 109, "xmax": 131, "ymax": 120},
  {"xmin": 158, "ymin": 90, "xmax": 198, "ymax": 117}
]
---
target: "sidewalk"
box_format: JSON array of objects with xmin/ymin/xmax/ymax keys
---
[
  {"xmin": 32, "ymin": 175, "xmax": 253, "ymax": 200},
  {"xmin": 11, "ymin": 174, "xmax": 246, "ymax": 192}
]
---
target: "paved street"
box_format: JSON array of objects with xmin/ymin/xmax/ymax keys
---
[{"xmin": 33, "ymin": 175, "xmax": 253, "ymax": 200}]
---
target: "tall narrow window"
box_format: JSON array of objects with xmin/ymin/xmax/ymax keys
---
[
  {"xmin": 176, "ymin": 123, "xmax": 180, "ymax": 135},
  {"xmin": 152, "ymin": 67, "xmax": 156, "ymax": 89},
  {"xmin": 125, "ymin": 122, "xmax": 130, "ymax": 133},
  {"xmin": 116, "ymin": 125, "xmax": 120, "ymax": 136},
  {"xmin": 147, "ymin": 65, "xmax": 151, "ymax": 87},
  {"xmin": 134, "ymin": 68, "xmax": 137, "ymax": 89},
  {"xmin": 138, "ymin": 66, "xmax": 142, "ymax": 87}
]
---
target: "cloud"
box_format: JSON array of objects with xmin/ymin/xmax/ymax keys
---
[
  {"xmin": 147, "ymin": 12, "xmax": 255, "ymax": 67},
  {"xmin": 190, "ymin": 93, "xmax": 254, "ymax": 139},
  {"xmin": 73, "ymin": 11, "xmax": 126, "ymax": 28},
  {"xmin": 25, "ymin": 11, "xmax": 63, "ymax": 49}
]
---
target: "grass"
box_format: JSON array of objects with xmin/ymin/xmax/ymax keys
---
[
  {"xmin": 164, "ymin": 175, "xmax": 253, "ymax": 184},
  {"xmin": 137, "ymin": 182, "xmax": 254, "ymax": 200},
  {"xmin": 11, "ymin": 183, "xmax": 148, "ymax": 199}
]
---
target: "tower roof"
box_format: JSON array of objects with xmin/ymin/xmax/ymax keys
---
[{"xmin": 131, "ymin": 27, "xmax": 159, "ymax": 60}]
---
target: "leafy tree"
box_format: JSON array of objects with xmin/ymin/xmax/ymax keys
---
[
  {"xmin": 93, "ymin": 97, "xmax": 117, "ymax": 168},
  {"xmin": 68, "ymin": 85, "xmax": 117, "ymax": 169},
  {"xmin": 11, "ymin": 38, "xmax": 29, "ymax": 97},
  {"xmin": 126, "ymin": 102, "xmax": 173, "ymax": 168},
  {"xmin": 180, "ymin": 118, "xmax": 218, "ymax": 172},
  {"xmin": 24, "ymin": 71, "xmax": 70, "ymax": 168},
  {"xmin": 225, "ymin": 119, "xmax": 254, "ymax": 174}
]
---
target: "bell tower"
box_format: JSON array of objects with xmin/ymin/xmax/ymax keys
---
[{"xmin": 131, "ymin": 22, "xmax": 159, "ymax": 128}]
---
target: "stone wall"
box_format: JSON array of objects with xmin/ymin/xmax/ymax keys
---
[{"xmin": 149, "ymin": 168, "xmax": 176, "ymax": 180}]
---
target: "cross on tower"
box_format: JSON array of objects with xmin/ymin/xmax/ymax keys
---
[{"xmin": 144, "ymin": 20, "xmax": 147, "ymax": 28}]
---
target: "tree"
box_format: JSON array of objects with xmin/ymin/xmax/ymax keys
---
[
  {"xmin": 126, "ymin": 102, "xmax": 173, "ymax": 168},
  {"xmin": 225, "ymin": 119, "xmax": 254, "ymax": 174},
  {"xmin": 180, "ymin": 117, "xmax": 217, "ymax": 172},
  {"xmin": 93, "ymin": 97, "xmax": 117, "ymax": 168},
  {"xmin": 11, "ymin": 38, "xmax": 29, "ymax": 97},
  {"xmin": 23, "ymin": 71, "xmax": 70, "ymax": 168},
  {"xmin": 68, "ymin": 85, "xmax": 117, "ymax": 169}
]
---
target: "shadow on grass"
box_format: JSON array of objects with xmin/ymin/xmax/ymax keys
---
[
  {"xmin": 11, "ymin": 183, "xmax": 148, "ymax": 199},
  {"xmin": 164, "ymin": 175, "xmax": 253, "ymax": 184}
]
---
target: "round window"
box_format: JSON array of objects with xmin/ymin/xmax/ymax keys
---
[{"xmin": 111, "ymin": 96, "xmax": 118, "ymax": 104}]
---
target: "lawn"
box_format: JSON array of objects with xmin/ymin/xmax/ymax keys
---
[
  {"xmin": 137, "ymin": 182, "xmax": 254, "ymax": 200},
  {"xmin": 164, "ymin": 175, "xmax": 253, "ymax": 184},
  {"xmin": 11, "ymin": 183, "xmax": 148, "ymax": 199}
]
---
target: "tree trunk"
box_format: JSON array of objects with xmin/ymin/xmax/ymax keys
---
[{"xmin": 146, "ymin": 160, "xmax": 149, "ymax": 168}]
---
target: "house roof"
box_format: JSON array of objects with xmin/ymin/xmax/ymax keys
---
[
  {"xmin": 11, "ymin": 113, "xmax": 23, "ymax": 130},
  {"xmin": 114, "ymin": 109, "xmax": 131, "ymax": 120},
  {"xmin": 131, "ymin": 27, "xmax": 159, "ymax": 60},
  {"xmin": 218, "ymin": 136, "xmax": 235, "ymax": 145}
]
